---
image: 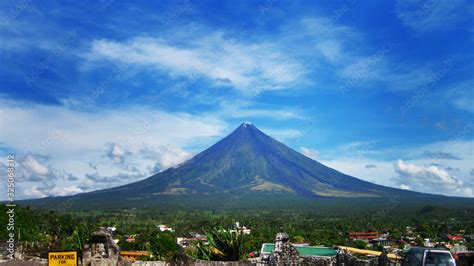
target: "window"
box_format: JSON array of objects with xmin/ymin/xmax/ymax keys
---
[
  {"xmin": 403, "ymin": 249, "xmax": 423, "ymax": 266},
  {"xmin": 424, "ymin": 251, "xmax": 455, "ymax": 266}
]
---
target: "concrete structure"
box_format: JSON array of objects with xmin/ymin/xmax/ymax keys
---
[
  {"xmin": 259, "ymin": 232, "xmax": 336, "ymax": 265},
  {"xmin": 83, "ymin": 228, "xmax": 121, "ymax": 265}
]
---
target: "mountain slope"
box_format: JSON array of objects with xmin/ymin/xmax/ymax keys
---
[{"xmin": 92, "ymin": 122, "xmax": 417, "ymax": 199}]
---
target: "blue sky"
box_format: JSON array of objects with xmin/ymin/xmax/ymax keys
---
[{"xmin": 0, "ymin": 0, "xmax": 473, "ymax": 199}]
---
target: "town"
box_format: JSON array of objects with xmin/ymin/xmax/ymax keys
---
[{"xmin": 1, "ymin": 204, "xmax": 473, "ymax": 265}]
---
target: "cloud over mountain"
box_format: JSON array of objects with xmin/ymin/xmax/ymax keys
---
[{"xmin": 393, "ymin": 159, "xmax": 472, "ymax": 197}]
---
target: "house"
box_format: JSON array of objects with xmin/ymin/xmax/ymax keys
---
[
  {"xmin": 423, "ymin": 238, "xmax": 434, "ymax": 248},
  {"xmin": 463, "ymin": 234, "xmax": 474, "ymax": 241},
  {"xmin": 176, "ymin": 236, "xmax": 208, "ymax": 248},
  {"xmin": 447, "ymin": 234, "xmax": 463, "ymax": 242},
  {"xmin": 450, "ymin": 244, "xmax": 468, "ymax": 254},
  {"xmin": 123, "ymin": 234, "xmax": 138, "ymax": 243},
  {"xmin": 158, "ymin": 224, "xmax": 174, "ymax": 232},
  {"xmin": 290, "ymin": 242, "xmax": 311, "ymax": 247},
  {"xmin": 106, "ymin": 227, "xmax": 116, "ymax": 235},
  {"xmin": 370, "ymin": 236, "xmax": 392, "ymax": 247},
  {"xmin": 231, "ymin": 222, "xmax": 251, "ymax": 235},
  {"xmin": 349, "ymin": 231, "xmax": 379, "ymax": 242}
]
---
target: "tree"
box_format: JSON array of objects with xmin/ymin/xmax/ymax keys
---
[
  {"xmin": 190, "ymin": 227, "xmax": 247, "ymax": 261},
  {"xmin": 466, "ymin": 241, "xmax": 474, "ymax": 251},
  {"xmin": 354, "ymin": 240, "xmax": 368, "ymax": 249},
  {"xmin": 150, "ymin": 235, "xmax": 181, "ymax": 260},
  {"xmin": 415, "ymin": 237, "xmax": 424, "ymax": 247},
  {"xmin": 293, "ymin": 235, "xmax": 305, "ymax": 243}
]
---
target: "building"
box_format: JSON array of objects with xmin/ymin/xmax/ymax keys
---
[
  {"xmin": 370, "ymin": 236, "xmax": 392, "ymax": 247},
  {"xmin": 447, "ymin": 234, "xmax": 463, "ymax": 242},
  {"xmin": 290, "ymin": 242, "xmax": 311, "ymax": 247},
  {"xmin": 106, "ymin": 226, "xmax": 117, "ymax": 235},
  {"xmin": 158, "ymin": 224, "xmax": 174, "ymax": 232},
  {"xmin": 120, "ymin": 251, "xmax": 151, "ymax": 261},
  {"xmin": 176, "ymin": 236, "xmax": 208, "ymax": 248},
  {"xmin": 230, "ymin": 222, "xmax": 251, "ymax": 235},
  {"xmin": 123, "ymin": 234, "xmax": 137, "ymax": 243},
  {"xmin": 423, "ymin": 238, "xmax": 435, "ymax": 248},
  {"xmin": 349, "ymin": 231, "xmax": 379, "ymax": 242}
]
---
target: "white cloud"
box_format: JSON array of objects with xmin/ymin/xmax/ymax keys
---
[
  {"xmin": 140, "ymin": 145, "xmax": 192, "ymax": 170},
  {"xmin": 0, "ymin": 101, "xmax": 225, "ymax": 155},
  {"xmin": 316, "ymin": 40, "xmax": 342, "ymax": 63},
  {"xmin": 14, "ymin": 153, "xmax": 74, "ymax": 183},
  {"xmin": 84, "ymin": 33, "xmax": 305, "ymax": 93},
  {"xmin": 300, "ymin": 147, "xmax": 320, "ymax": 160},
  {"xmin": 320, "ymin": 139, "xmax": 474, "ymax": 197},
  {"xmin": 400, "ymin": 184, "xmax": 410, "ymax": 190},
  {"xmin": 0, "ymin": 100, "xmax": 227, "ymax": 200},
  {"xmin": 105, "ymin": 142, "xmax": 130, "ymax": 164},
  {"xmin": 20, "ymin": 154, "xmax": 51, "ymax": 179},
  {"xmin": 393, "ymin": 159, "xmax": 472, "ymax": 197},
  {"xmin": 49, "ymin": 185, "xmax": 84, "ymax": 197},
  {"xmin": 23, "ymin": 186, "xmax": 48, "ymax": 198},
  {"xmin": 22, "ymin": 184, "xmax": 84, "ymax": 198},
  {"xmin": 320, "ymin": 158, "xmax": 395, "ymax": 186}
]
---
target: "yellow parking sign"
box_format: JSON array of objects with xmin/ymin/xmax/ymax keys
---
[{"xmin": 48, "ymin": 251, "xmax": 78, "ymax": 266}]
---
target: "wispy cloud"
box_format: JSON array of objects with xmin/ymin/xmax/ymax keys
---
[
  {"xmin": 422, "ymin": 151, "xmax": 461, "ymax": 160},
  {"xmin": 84, "ymin": 32, "xmax": 306, "ymax": 93},
  {"xmin": 396, "ymin": 0, "xmax": 474, "ymax": 32},
  {"xmin": 444, "ymin": 81, "xmax": 474, "ymax": 113}
]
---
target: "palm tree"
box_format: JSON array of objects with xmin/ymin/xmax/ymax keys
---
[{"xmin": 191, "ymin": 227, "xmax": 247, "ymax": 261}]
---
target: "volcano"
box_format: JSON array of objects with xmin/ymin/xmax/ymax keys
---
[
  {"xmin": 25, "ymin": 122, "xmax": 449, "ymax": 210},
  {"xmin": 88, "ymin": 122, "xmax": 416, "ymax": 199}
]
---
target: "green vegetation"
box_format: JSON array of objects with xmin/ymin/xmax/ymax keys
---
[
  {"xmin": 354, "ymin": 240, "xmax": 368, "ymax": 249},
  {"xmin": 1, "ymin": 202, "xmax": 473, "ymax": 260},
  {"xmin": 190, "ymin": 227, "xmax": 246, "ymax": 261},
  {"xmin": 119, "ymin": 231, "xmax": 180, "ymax": 260},
  {"xmin": 0, "ymin": 205, "xmax": 95, "ymax": 251}
]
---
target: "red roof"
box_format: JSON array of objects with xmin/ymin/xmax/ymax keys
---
[
  {"xmin": 447, "ymin": 234, "xmax": 463, "ymax": 240},
  {"xmin": 349, "ymin": 232, "xmax": 379, "ymax": 239}
]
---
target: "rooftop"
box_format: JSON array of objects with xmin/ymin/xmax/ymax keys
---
[{"xmin": 261, "ymin": 243, "xmax": 337, "ymax": 257}]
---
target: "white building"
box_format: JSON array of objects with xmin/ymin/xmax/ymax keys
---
[{"xmin": 158, "ymin": 224, "xmax": 174, "ymax": 232}]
